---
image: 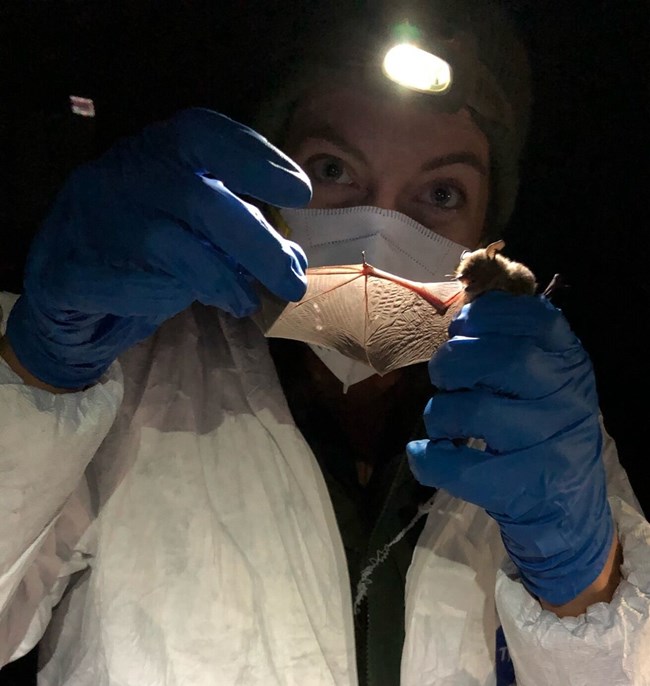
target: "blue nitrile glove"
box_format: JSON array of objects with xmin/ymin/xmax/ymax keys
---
[
  {"xmin": 406, "ymin": 291, "xmax": 614, "ymax": 606},
  {"xmin": 5, "ymin": 108, "xmax": 311, "ymax": 389}
]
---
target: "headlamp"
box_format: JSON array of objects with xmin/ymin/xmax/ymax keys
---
[
  {"xmin": 381, "ymin": 21, "xmax": 453, "ymax": 94},
  {"xmin": 382, "ymin": 44, "xmax": 452, "ymax": 93}
]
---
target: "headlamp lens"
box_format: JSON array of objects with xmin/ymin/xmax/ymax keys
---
[{"xmin": 382, "ymin": 43, "xmax": 452, "ymax": 93}]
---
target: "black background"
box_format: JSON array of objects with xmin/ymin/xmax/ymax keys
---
[{"xmin": 0, "ymin": 2, "xmax": 648, "ymax": 681}]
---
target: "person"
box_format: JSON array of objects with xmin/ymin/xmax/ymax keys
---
[{"xmin": 0, "ymin": 1, "xmax": 648, "ymax": 685}]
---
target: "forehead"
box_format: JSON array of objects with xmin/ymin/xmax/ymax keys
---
[{"xmin": 284, "ymin": 86, "xmax": 489, "ymax": 162}]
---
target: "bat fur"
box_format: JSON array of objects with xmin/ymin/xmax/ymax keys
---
[{"xmin": 454, "ymin": 240, "xmax": 538, "ymax": 303}]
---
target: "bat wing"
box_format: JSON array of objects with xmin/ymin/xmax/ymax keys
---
[{"xmin": 254, "ymin": 263, "xmax": 464, "ymax": 375}]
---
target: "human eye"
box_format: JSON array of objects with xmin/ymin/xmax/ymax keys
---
[
  {"xmin": 422, "ymin": 181, "xmax": 467, "ymax": 210},
  {"xmin": 305, "ymin": 155, "xmax": 354, "ymax": 185}
]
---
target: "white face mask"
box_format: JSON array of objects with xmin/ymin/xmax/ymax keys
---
[{"xmin": 278, "ymin": 206, "xmax": 469, "ymax": 391}]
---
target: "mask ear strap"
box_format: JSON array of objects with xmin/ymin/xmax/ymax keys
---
[
  {"xmin": 451, "ymin": 249, "xmax": 473, "ymax": 279},
  {"xmin": 266, "ymin": 206, "xmax": 293, "ymax": 238}
]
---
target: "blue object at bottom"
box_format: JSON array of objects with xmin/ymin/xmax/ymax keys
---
[{"xmin": 496, "ymin": 626, "xmax": 516, "ymax": 686}]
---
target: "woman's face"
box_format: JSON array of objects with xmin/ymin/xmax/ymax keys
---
[{"xmin": 283, "ymin": 85, "xmax": 490, "ymax": 249}]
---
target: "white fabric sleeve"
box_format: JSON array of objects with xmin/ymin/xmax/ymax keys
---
[
  {"xmin": 496, "ymin": 421, "xmax": 650, "ymax": 686},
  {"xmin": 0, "ymin": 292, "xmax": 124, "ymax": 665}
]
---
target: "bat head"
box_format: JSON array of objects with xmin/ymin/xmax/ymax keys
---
[{"xmin": 455, "ymin": 240, "xmax": 537, "ymax": 301}]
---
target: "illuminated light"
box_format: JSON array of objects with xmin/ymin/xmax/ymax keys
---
[{"xmin": 382, "ymin": 43, "xmax": 452, "ymax": 94}]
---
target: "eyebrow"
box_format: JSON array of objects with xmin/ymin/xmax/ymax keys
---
[
  {"xmin": 420, "ymin": 152, "xmax": 488, "ymax": 176},
  {"xmin": 294, "ymin": 124, "xmax": 488, "ymax": 177},
  {"xmin": 294, "ymin": 125, "xmax": 370, "ymax": 166}
]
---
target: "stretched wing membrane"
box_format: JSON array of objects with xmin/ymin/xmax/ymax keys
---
[{"xmin": 254, "ymin": 263, "xmax": 464, "ymax": 374}]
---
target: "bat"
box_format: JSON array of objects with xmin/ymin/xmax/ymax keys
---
[
  {"xmin": 454, "ymin": 239, "xmax": 538, "ymax": 303},
  {"xmin": 255, "ymin": 241, "xmax": 547, "ymax": 375}
]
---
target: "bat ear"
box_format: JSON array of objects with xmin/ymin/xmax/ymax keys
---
[{"xmin": 485, "ymin": 240, "xmax": 506, "ymax": 258}]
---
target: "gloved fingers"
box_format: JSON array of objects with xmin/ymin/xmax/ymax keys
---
[
  {"xmin": 154, "ymin": 108, "xmax": 312, "ymax": 208},
  {"xmin": 406, "ymin": 439, "xmax": 519, "ymax": 510},
  {"xmin": 43, "ymin": 261, "xmax": 193, "ymax": 318},
  {"xmin": 44, "ymin": 313, "xmax": 163, "ymax": 359},
  {"xmin": 142, "ymin": 219, "xmax": 263, "ymax": 315},
  {"xmin": 48, "ymin": 252, "xmax": 260, "ymax": 319},
  {"xmin": 50, "ymin": 162, "xmax": 308, "ymax": 305},
  {"xmin": 409, "ymin": 413, "xmax": 604, "ymax": 515},
  {"xmin": 422, "ymin": 387, "xmax": 596, "ymax": 452},
  {"xmin": 449, "ymin": 291, "xmax": 579, "ymax": 352},
  {"xmin": 428, "ymin": 333, "xmax": 593, "ymax": 399},
  {"xmin": 169, "ymin": 175, "xmax": 308, "ymax": 302}
]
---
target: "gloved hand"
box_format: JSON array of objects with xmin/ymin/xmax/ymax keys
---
[
  {"xmin": 5, "ymin": 108, "xmax": 311, "ymax": 389},
  {"xmin": 406, "ymin": 291, "xmax": 614, "ymax": 606}
]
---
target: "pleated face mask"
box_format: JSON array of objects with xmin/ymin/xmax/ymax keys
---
[
  {"xmin": 280, "ymin": 205, "xmax": 468, "ymax": 282},
  {"xmin": 276, "ymin": 206, "xmax": 469, "ymax": 391}
]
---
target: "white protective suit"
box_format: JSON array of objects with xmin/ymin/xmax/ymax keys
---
[{"xmin": 1, "ymin": 289, "xmax": 650, "ymax": 686}]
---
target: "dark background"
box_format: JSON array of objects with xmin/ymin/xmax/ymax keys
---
[{"xmin": 1, "ymin": 1, "xmax": 648, "ymax": 682}]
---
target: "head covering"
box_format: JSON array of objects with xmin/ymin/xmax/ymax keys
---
[{"xmin": 253, "ymin": 0, "xmax": 531, "ymax": 239}]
